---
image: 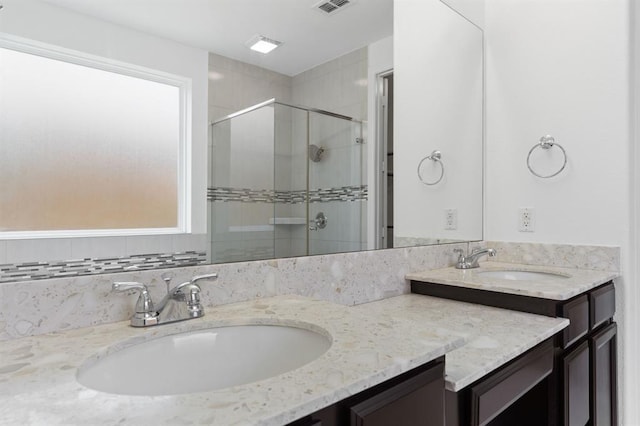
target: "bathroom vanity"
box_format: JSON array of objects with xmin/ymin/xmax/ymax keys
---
[
  {"xmin": 0, "ymin": 293, "xmax": 567, "ymax": 426},
  {"xmin": 409, "ymin": 262, "xmax": 618, "ymax": 426},
  {"xmin": 289, "ymin": 356, "xmax": 446, "ymax": 426}
]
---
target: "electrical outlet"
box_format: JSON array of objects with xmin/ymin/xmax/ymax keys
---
[
  {"xmin": 519, "ymin": 208, "xmax": 535, "ymax": 232},
  {"xmin": 445, "ymin": 208, "xmax": 458, "ymax": 230}
]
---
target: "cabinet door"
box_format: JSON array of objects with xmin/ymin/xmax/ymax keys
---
[
  {"xmin": 590, "ymin": 322, "xmax": 617, "ymax": 426},
  {"xmin": 589, "ymin": 283, "xmax": 615, "ymax": 330},
  {"xmin": 350, "ymin": 364, "xmax": 444, "ymax": 426},
  {"xmin": 470, "ymin": 339, "xmax": 554, "ymax": 426},
  {"xmin": 563, "ymin": 340, "xmax": 590, "ymax": 426},
  {"xmin": 561, "ymin": 295, "xmax": 589, "ymax": 349}
]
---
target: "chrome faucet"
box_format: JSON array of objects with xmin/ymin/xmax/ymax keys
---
[
  {"xmin": 113, "ymin": 273, "xmax": 218, "ymax": 327},
  {"xmin": 454, "ymin": 247, "xmax": 496, "ymax": 269}
]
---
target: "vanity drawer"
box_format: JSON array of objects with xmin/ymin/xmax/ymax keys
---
[
  {"xmin": 350, "ymin": 362, "xmax": 444, "ymax": 426},
  {"xmin": 469, "ymin": 339, "xmax": 554, "ymax": 426},
  {"xmin": 560, "ymin": 294, "xmax": 589, "ymax": 349},
  {"xmin": 589, "ymin": 283, "xmax": 615, "ymax": 330}
]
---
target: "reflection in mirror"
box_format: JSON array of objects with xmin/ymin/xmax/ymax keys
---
[
  {"xmin": 0, "ymin": 0, "xmax": 482, "ymax": 282},
  {"xmin": 440, "ymin": 0, "xmax": 485, "ymax": 28},
  {"xmin": 209, "ymin": 100, "xmax": 365, "ymax": 263},
  {"xmin": 394, "ymin": 0, "xmax": 484, "ymax": 247}
]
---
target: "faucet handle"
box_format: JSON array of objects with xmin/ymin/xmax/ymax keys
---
[
  {"xmin": 171, "ymin": 274, "xmax": 217, "ymax": 315},
  {"xmin": 113, "ymin": 282, "xmax": 158, "ymax": 327},
  {"xmin": 113, "ymin": 282, "xmax": 155, "ymax": 314},
  {"xmin": 191, "ymin": 273, "xmax": 218, "ymax": 285},
  {"xmin": 170, "ymin": 273, "xmax": 218, "ymax": 296}
]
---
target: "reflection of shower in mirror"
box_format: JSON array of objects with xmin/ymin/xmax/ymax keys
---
[
  {"xmin": 209, "ymin": 99, "xmax": 366, "ymax": 263},
  {"xmin": 309, "ymin": 144, "xmax": 325, "ymax": 163}
]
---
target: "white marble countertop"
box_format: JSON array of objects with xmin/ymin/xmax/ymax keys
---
[
  {"xmin": 406, "ymin": 261, "xmax": 618, "ymax": 300},
  {"xmin": 352, "ymin": 295, "xmax": 569, "ymax": 391},
  {"xmin": 0, "ymin": 294, "xmax": 568, "ymax": 424},
  {"xmin": 0, "ymin": 295, "xmax": 463, "ymax": 426}
]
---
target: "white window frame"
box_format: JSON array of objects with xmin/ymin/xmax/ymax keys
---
[{"xmin": 0, "ymin": 33, "xmax": 192, "ymax": 239}]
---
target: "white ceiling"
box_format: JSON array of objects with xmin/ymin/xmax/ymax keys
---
[{"xmin": 37, "ymin": 0, "xmax": 394, "ymax": 76}]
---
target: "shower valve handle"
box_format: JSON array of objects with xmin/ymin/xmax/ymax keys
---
[{"xmin": 310, "ymin": 212, "xmax": 328, "ymax": 231}]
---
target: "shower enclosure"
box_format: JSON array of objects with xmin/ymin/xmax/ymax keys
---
[{"xmin": 208, "ymin": 99, "xmax": 366, "ymax": 263}]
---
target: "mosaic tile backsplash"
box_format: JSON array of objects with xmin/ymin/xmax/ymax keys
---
[{"xmin": 0, "ymin": 251, "xmax": 207, "ymax": 283}]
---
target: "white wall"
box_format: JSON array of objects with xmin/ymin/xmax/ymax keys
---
[
  {"xmin": 632, "ymin": 2, "xmax": 640, "ymax": 421},
  {"xmin": 0, "ymin": 0, "xmax": 209, "ymax": 261},
  {"xmin": 484, "ymin": 0, "xmax": 630, "ymax": 246},
  {"xmin": 442, "ymin": 0, "xmax": 485, "ymax": 29},
  {"xmin": 394, "ymin": 0, "xmax": 484, "ymax": 243},
  {"xmin": 484, "ymin": 0, "xmax": 633, "ymax": 422}
]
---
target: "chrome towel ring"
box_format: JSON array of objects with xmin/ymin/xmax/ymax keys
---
[
  {"xmin": 417, "ymin": 150, "xmax": 444, "ymax": 185},
  {"xmin": 527, "ymin": 135, "xmax": 567, "ymax": 178}
]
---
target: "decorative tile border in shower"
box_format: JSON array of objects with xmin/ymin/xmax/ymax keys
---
[
  {"xmin": 0, "ymin": 251, "xmax": 207, "ymax": 283},
  {"xmin": 308, "ymin": 186, "xmax": 368, "ymax": 203},
  {"xmin": 207, "ymin": 185, "xmax": 368, "ymax": 204}
]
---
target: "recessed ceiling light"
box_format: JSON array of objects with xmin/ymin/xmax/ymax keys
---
[{"xmin": 246, "ymin": 35, "xmax": 282, "ymax": 54}]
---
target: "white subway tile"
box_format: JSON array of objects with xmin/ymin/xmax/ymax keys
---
[
  {"xmin": 70, "ymin": 237, "xmax": 127, "ymax": 259},
  {"xmin": 6, "ymin": 238, "xmax": 73, "ymax": 263}
]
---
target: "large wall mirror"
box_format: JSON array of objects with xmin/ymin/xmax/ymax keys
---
[{"xmin": 0, "ymin": 0, "xmax": 483, "ymax": 282}]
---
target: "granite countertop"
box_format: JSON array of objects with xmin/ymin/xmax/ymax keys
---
[
  {"xmin": 0, "ymin": 295, "xmax": 463, "ymax": 426},
  {"xmin": 0, "ymin": 293, "xmax": 569, "ymax": 425},
  {"xmin": 406, "ymin": 261, "xmax": 619, "ymax": 300},
  {"xmin": 352, "ymin": 295, "xmax": 569, "ymax": 391}
]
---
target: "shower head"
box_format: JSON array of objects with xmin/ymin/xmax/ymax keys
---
[{"xmin": 309, "ymin": 144, "xmax": 325, "ymax": 163}]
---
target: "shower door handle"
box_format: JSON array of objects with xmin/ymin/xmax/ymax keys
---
[{"xmin": 309, "ymin": 212, "xmax": 328, "ymax": 231}]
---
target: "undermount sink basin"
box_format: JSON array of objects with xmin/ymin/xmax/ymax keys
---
[
  {"xmin": 77, "ymin": 324, "xmax": 332, "ymax": 396},
  {"xmin": 475, "ymin": 270, "xmax": 569, "ymax": 281}
]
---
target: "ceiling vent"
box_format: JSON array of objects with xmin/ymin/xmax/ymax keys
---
[{"xmin": 313, "ymin": 0, "xmax": 355, "ymax": 15}]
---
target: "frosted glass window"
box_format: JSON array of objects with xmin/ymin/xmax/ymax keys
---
[{"xmin": 0, "ymin": 45, "xmax": 184, "ymax": 234}]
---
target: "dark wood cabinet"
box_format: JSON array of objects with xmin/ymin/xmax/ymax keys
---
[
  {"xmin": 411, "ymin": 280, "xmax": 617, "ymax": 426},
  {"xmin": 562, "ymin": 340, "xmax": 590, "ymax": 426},
  {"xmin": 288, "ymin": 357, "xmax": 445, "ymax": 426},
  {"xmin": 590, "ymin": 323, "xmax": 617, "ymax": 426},
  {"xmin": 446, "ymin": 338, "xmax": 555, "ymax": 426},
  {"xmin": 560, "ymin": 295, "xmax": 589, "ymax": 349},
  {"xmin": 350, "ymin": 363, "xmax": 444, "ymax": 426}
]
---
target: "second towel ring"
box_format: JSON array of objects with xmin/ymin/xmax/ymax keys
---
[
  {"xmin": 418, "ymin": 150, "xmax": 444, "ymax": 185},
  {"xmin": 527, "ymin": 135, "xmax": 567, "ymax": 178}
]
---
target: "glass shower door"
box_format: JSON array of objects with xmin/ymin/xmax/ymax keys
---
[
  {"xmin": 209, "ymin": 104, "xmax": 276, "ymax": 263},
  {"xmin": 307, "ymin": 112, "xmax": 365, "ymax": 256},
  {"xmin": 273, "ymin": 104, "xmax": 308, "ymax": 259}
]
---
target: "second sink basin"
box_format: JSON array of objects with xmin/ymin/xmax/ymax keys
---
[
  {"xmin": 77, "ymin": 324, "xmax": 332, "ymax": 396},
  {"xmin": 475, "ymin": 270, "xmax": 569, "ymax": 281}
]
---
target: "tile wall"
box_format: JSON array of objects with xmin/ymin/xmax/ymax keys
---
[{"xmin": 291, "ymin": 48, "xmax": 368, "ymax": 120}]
